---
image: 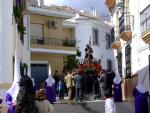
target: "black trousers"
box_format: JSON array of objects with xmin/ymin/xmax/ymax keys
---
[{"xmin": 58, "ymin": 90, "xmax": 64, "ymax": 100}]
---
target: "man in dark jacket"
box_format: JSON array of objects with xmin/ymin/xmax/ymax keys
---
[
  {"xmin": 106, "ymin": 70, "xmax": 115, "ymax": 94},
  {"xmin": 74, "ymin": 73, "xmax": 83, "ymax": 102}
]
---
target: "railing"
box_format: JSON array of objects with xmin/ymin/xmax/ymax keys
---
[
  {"xmin": 140, "ymin": 4, "xmax": 150, "ymax": 35},
  {"xmin": 119, "ymin": 13, "xmax": 131, "ymax": 34},
  {"xmin": 30, "ymin": 36, "xmax": 76, "ymax": 47}
]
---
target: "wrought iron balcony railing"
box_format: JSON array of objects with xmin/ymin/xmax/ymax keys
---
[
  {"xmin": 30, "ymin": 36, "xmax": 76, "ymax": 47},
  {"xmin": 140, "ymin": 4, "xmax": 150, "ymax": 35}
]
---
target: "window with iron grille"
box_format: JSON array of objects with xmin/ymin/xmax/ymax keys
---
[
  {"xmin": 125, "ymin": 45, "xmax": 131, "ymax": 76},
  {"xmin": 106, "ymin": 33, "xmax": 111, "ymax": 49},
  {"xmin": 117, "ymin": 52, "xmax": 122, "ymax": 77},
  {"xmin": 92, "ymin": 29, "xmax": 99, "ymax": 45}
]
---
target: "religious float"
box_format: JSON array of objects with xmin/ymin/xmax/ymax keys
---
[{"xmin": 77, "ymin": 43, "xmax": 102, "ymax": 94}]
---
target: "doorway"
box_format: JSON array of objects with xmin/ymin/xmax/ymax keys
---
[{"xmin": 31, "ymin": 63, "xmax": 48, "ymax": 89}]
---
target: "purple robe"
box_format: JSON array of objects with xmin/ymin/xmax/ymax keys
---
[
  {"xmin": 45, "ymin": 82, "xmax": 56, "ymax": 103},
  {"xmin": 113, "ymin": 82, "xmax": 122, "ymax": 102},
  {"xmin": 133, "ymin": 88, "xmax": 149, "ymax": 113},
  {"xmin": 5, "ymin": 93, "xmax": 15, "ymax": 113}
]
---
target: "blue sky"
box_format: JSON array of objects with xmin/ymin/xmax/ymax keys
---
[{"xmin": 43, "ymin": 0, "xmax": 109, "ymax": 17}]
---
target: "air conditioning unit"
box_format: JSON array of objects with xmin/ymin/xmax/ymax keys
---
[{"xmin": 48, "ymin": 20, "xmax": 56, "ymax": 28}]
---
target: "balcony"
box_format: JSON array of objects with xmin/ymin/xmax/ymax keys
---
[
  {"xmin": 111, "ymin": 40, "xmax": 121, "ymax": 49},
  {"xmin": 105, "ymin": 0, "xmax": 116, "ymax": 9},
  {"xmin": 30, "ymin": 36, "xmax": 77, "ymax": 55},
  {"xmin": 119, "ymin": 14, "xmax": 132, "ymax": 41},
  {"xmin": 111, "ymin": 27, "xmax": 121, "ymax": 49},
  {"xmin": 140, "ymin": 4, "xmax": 150, "ymax": 44}
]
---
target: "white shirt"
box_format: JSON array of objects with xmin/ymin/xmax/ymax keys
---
[{"xmin": 105, "ymin": 98, "xmax": 116, "ymax": 113}]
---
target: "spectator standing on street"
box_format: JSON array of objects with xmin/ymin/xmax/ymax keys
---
[
  {"xmin": 65, "ymin": 71, "xmax": 73, "ymax": 100},
  {"xmin": 57, "ymin": 79, "xmax": 65, "ymax": 101},
  {"xmin": 99, "ymin": 70, "xmax": 106, "ymax": 100},
  {"xmin": 53, "ymin": 70, "xmax": 59, "ymax": 93},
  {"xmin": 74, "ymin": 72, "xmax": 83, "ymax": 102},
  {"xmin": 105, "ymin": 91, "xmax": 116, "ymax": 113},
  {"xmin": 106, "ymin": 70, "xmax": 115, "ymax": 95}
]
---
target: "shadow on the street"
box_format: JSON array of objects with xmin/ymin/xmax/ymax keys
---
[{"xmin": 79, "ymin": 103, "xmax": 99, "ymax": 113}]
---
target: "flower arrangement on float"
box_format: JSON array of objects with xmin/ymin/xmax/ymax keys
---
[{"xmin": 77, "ymin": 61, "xmax": 102, "ymax": 75}]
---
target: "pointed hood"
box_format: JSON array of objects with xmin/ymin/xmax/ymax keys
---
[
  {"xmin": 7, "ymin": 50, "xmax": 20, "ymax": 102},
  {"xmin": 113, "ymin": 57, "xmax": 122, "ymax": 84}
]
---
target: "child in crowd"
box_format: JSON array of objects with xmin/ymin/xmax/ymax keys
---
[
  {"xmin": 57, "ymin": 80, "xmax": 65, "ymax": 101},
  {"xmin": 36, "ymin": 89, "xmax": 54, "ymax": 113},
  {"xmin": 105, "ymin": 91, "xmax": 116, "ymax": 113}
]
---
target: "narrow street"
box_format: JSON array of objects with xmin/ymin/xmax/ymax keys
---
[{"xmin": 53, "ymin": 101, "xmax": 134, "ymax": 113}]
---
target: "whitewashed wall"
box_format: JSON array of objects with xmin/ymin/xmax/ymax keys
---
[
  {"xmin": 0, "ymin": 0, "xmax": 30, "ymax": 83},
  {"xmin": 0, "ymin": 0, "xmax": 13, "ymax": 83},
  {"xmin": 111, "ymin": 0, "xmax": 150, "ymax": 92}
]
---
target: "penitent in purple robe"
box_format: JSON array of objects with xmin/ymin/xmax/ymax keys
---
[
  {"xmin": 113, "ymin": 82, "xmax": 122, "ymax": 102},
  {"xmin": 5, "ymin": 93, "xmax": 15, "ymax": 113},
  {"xmin": 45, "ymin": 82, "xmax": 56, "ymax": 103},
  {"xmin": 133, "ymin": 88, "xmax": 149, "ymax": 113}
]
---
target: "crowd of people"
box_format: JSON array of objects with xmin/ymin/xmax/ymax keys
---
[
  {"xmin": 5, "ymin": 75, "xmax": 54, "ymax": 113},
  {"xmin": 51, "ymin": 69, "xmax": 118, "ymax": 102},
  {"xmin": 0, "ymin": 69, "xmax": 149, "ymax": 113}
]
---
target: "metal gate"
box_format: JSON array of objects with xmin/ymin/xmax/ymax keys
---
[{"xmin": 31, "ymin": 63, "xmax": 48, "ymax": 89}]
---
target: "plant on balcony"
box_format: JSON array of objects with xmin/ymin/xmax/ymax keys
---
[
  {"xmin": 18, "ymin": 24, "xmax": 26, "ymax": 34},
  {"xmin": 13, "ymin": 6, "xmax": 23, "ymax": 22},
  {"xmin": 63, "ymin": 39, "xmax": 76, "ymax": 47},
  {"xmin": 20, "ymin": 63, "xmax": 28, "ymax": 76}
]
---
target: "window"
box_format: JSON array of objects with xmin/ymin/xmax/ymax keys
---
[
  {"xmin": 92, "ymin": 29, "xmax": 99, "ymax": 45},
  {"xmin": 106, "ymin": 33, "xmax": 111, "ymax": 49},
  {"xmin": 48, "ymin": 21, "xmax": 56, "ymax": 28},
  {"xmin": 125, "ymin": 45, "xmax": 131, "ymax": 76},
  {"xmin": 30, "ymin": 24, "xmax": 44, "ymax": 44},
  {"xmin": 107, "ymin": 59, "xmax": 112, "ymax": 71},
  {"xmin": 117, "ymin": 52, "xmax": 122, "ymax": 77}
]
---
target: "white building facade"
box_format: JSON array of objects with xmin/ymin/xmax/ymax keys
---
[
  {"xmin": 105, "ymin": 0, "xmax": 150, "ymax": 101},
  {"xmin": 0, "ymin": 0, "xmax": 30, "ymax": 107}
]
